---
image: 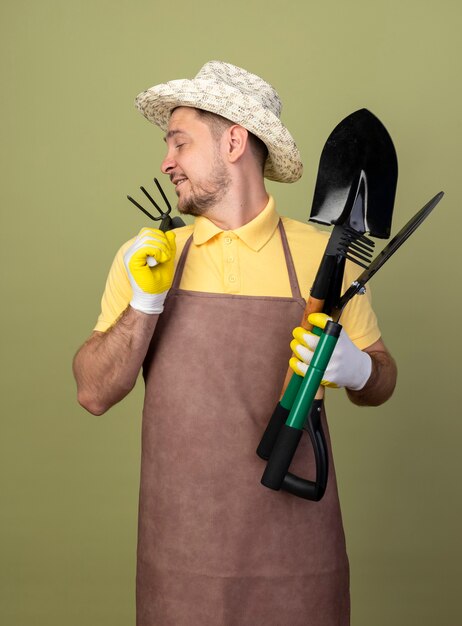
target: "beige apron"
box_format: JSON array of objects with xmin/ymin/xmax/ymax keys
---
[{"xmin": 137, "ymin": 222, "xmax": 350, "ymax": 626}]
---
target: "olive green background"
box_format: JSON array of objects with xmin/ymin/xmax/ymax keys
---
[{"xmin": 1, "ymin": 0, "xmax": 460, "ymax": 624}]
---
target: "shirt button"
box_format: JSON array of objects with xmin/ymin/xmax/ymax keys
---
[
  {"xmin": 229, "ymin": 275, "xmax": 236, "ymax": 283},
  {"xmin": 224, "ymin": 236, "xmax": 232, "ymax": 244},
  {"xmin": 227, "ymin": 256, "xmax": 234, "ymax": 262}
]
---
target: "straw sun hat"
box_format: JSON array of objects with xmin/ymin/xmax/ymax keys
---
[{"xmin": 135, "ymin": 61, "xmax": 303, "ymax": 183}]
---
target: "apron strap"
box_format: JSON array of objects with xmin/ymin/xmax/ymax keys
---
[
  {"xmin": 277, "ymin": 220, "xmax": 303, "ymax": 300},
  {"xmin": 171, "ymin": 220, "xmax": 303, "ymax": 300},
  {"xmin": 171, "ymin": 235, "xmax": 193, "ymax": 290}
]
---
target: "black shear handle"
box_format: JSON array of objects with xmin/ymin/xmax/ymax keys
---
[{"xmin": 258, "ymin": 399, "xmax": 328, "ymax": 501}]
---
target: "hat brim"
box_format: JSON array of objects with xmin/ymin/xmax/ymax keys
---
[{"xmin": 135, "ymin": 78, "xmax": 303, "ymax": 183}]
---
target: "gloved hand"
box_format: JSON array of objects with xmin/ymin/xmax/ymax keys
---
[
  {"xmin": 123, "ymin": 227, "xmax": 176, "ymax": 314},
  {"xmin": 289, "ymin": 312, "xmax": 372, "ymax": 390}
]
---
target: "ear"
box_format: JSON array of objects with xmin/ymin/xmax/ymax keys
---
[{"xmin": 224, "ymin": 125, "xmax": 249, "ymax": 164}]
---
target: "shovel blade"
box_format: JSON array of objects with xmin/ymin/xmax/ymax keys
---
[{"xmin": 310, "ymin": 109, "xmax": 398, "ymax": 239}]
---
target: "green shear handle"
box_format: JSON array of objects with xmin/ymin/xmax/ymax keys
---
[{"xmin": 260, "ymin": 321, "xmax": 342, "ymax": 500}]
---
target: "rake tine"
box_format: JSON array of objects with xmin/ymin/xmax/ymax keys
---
[
  {"xmin": 357, "ymin": 233, "xmax": 375, "ymax": 246},
  {"xmin": 345, "ymin": 248, "xmax": 374, "ymax": 264},
  {"xmin": 344, "ymin": 254, "xmax": 369, "ymax": 269},
  {"xmin": 343, "ymin": 226, "xmax": 375, "ymax": 247},
  {"xmin": 348, "ymin": 244, "xmax": 374, "ymax": 258},
  {"xmin": 154, "ymin": 178, "xmax": 172, "ymax": 212},
  {"xmin": 140, "ymin": 186, "xmax": 164, "ymax": 216},
  {"xmin": 348, "ymin": 238, "xmax": 375, "ymax": 254},
  {"xmin": 339, "ymin": 237, "xmax": 374, "ymax": 260},
  {"xmin": 127, "ymin": 195, "xmax": 159, "ymax": 222}
]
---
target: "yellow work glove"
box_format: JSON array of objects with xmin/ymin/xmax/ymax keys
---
[
  {"xmin": 123, "ymin": 227, "xmax": 176, "ymax": 314},
  {"xmin": 289, "ymin": 312, "xmax": 372, "ymax": 390}
]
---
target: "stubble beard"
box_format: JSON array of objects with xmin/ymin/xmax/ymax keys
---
[{"xmin": 176, "ymin": 155, "xmax": 231, "ymax": 217}]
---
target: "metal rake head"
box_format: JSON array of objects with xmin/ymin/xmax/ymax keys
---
[
  {"xmin": 127, "ymin": 178, "xmax": 184, "ymax": 231},
  {"xmin": 337, "ymin": 226, "xmax": 375, "ymax": 269}
]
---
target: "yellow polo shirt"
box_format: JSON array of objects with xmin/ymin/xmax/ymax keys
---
[{"xmin": 94, "ymin": 196, "xmax": 380, "ymax": 349}]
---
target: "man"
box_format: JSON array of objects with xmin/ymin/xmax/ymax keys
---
[{"xmin": 73, "ymin": 61, "xmax": 396, "ymax": 626}]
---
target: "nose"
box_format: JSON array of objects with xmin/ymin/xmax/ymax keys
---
[{"xmin": 161, "ymin": 148, "xmax": 176, "ymax": 175}]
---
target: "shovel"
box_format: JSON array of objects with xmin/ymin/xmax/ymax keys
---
[
  {"xmin": 304, "ymin": 108, "xmax": 398, "ymax": 318},
  {"xmin": 257, "ymin": 109, "xmax": 398, "ymax": 500}
]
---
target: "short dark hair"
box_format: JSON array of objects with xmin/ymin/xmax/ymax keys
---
[{"xmin": 194, "ymin": 109, "xmax": 268, "ymax": 174}]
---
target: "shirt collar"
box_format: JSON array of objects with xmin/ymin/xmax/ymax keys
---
[{"xmin": 192, "ymin": 196, "xmax": 280, "ymax": 252}]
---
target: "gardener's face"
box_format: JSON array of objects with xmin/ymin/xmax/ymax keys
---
[{"xmin": 161, "ymin": 107, "xmax": 230, "ymax": 216}]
